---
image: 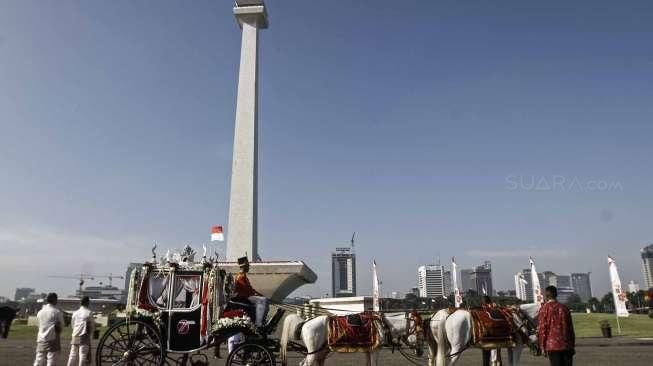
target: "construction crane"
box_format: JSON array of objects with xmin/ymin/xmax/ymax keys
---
[
  {"xmin": 48, "ymin": 273, "xmax": 124, "ymax": 296},
  {"xmin": 97, "ymin": 273, "xmax": 125, "ymax": 287},
  {"xmin": 48, "ymin": 274, "xmax": 96, "ymax": 296}
]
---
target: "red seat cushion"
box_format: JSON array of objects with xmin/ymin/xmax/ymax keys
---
[{"xmin": 222, "ymin": 309, "xmax": 246, "ymax": 319}]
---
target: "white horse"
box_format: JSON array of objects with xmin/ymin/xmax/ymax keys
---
[
  {"xmin": 427, "ymin": 303, "xmax": 540, "ymax": 366},
  {"xmin": 280, "ymin": 312, "xmax": 425, "ymax": 366}
]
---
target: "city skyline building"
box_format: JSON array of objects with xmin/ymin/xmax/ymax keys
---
[
  {"xmin": 469, "ymin": 261, "xmax": 493, "ymax": 295},
  {"xmin": 556, "ymin": 274, "xmax": 572, "ymax": 288},
  {"xmin": 514, "ymin": 272, "xmax": 528, "ymax": 301},
  {"xmin": 76, "ymin": 285, "xmax": 125, "ymax": 300},
  {"xmin": 444, "ymin": 269, "xmax": 452, "ymax": 295},
  {"xmin": 517, "ymin": 267, "xmax": 545, "ymax": 302},
  {"xmin": 642, "ymin": 244, "xmax": 653, "ymax": 290},
  {"xmin": 571, "ymin": 272, "xmax": 592, "ymax": 301},
  {"xmin": 331, "ymin": 247, "xmax": 356, "ymax": 297},
  {"xmin": 459, "ymin": 268, "xmax": 474, "ymax": 293},
  {"xmin": 515, "ymin": 268, "xmax": 592, "ymax": 302},
  {"xmin": 417, "ymin": 264, "xmax": 447, "ymax": 298}
]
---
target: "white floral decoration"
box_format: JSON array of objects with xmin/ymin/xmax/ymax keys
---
[{"xmin": 212, "ymin": 315, "xmax": 254, "ymax": 333}]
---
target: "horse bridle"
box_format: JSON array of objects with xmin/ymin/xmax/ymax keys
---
[
  {"xmin": 511, "ymin": 307, "xmax": 541, "ymax": 355},
  {"xmin": 512, "ymin": 308, "xmax": 536, "ymax": 337},
  {"xmin": 398, "ymin": 311, "xmax": 425, "ymax": 349}
]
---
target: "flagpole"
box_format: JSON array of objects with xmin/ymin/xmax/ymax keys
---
[{"xmin": 615, "ymin": 311, "xmax": 622, "ymax": 335}]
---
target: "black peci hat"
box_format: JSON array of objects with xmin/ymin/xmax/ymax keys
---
[{"xmin": 237, "ymin": 256, "xmax": 249, "ymax": 266}]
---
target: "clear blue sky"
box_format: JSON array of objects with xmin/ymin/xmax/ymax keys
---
[{"xmin": 1, "ymin": 0, "xmax": 652, "ymax": 299}]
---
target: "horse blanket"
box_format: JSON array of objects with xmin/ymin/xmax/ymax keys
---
[
  {"xmin": 470, "ymin": 307, "xmax": 516, "ymax": 349},
  {"xmin": 327, "ymin": 312, "xmax": 384, "ymax": 353}
]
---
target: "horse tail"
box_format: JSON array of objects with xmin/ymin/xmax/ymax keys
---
[{"xmin": 280, "ymin": 313, "xmax": 304, "ymax": 366}]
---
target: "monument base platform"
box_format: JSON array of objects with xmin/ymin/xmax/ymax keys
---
[{"xmin": 219, "ymin": 261, "xmax": 317, "ymax": 301}]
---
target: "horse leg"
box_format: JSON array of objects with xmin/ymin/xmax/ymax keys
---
[
  {"xmin": 432, "ymin": 317, "xmax": 447, "ymax": 366},
  {"xmin": 426, "ymin": 329, "xmax": 437, "ymax": 366},
  {"xmin": 314, "ymin": 350, "xmax": 328, "ymax": 366},
  {"xmin": 491, "ymin": 348, "xmax": 503, "ymax": 366}
]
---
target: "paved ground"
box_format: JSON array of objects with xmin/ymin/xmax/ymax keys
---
[{"xmin": 2, "ymin": 337, "xmax": 653, "ymax": 365}]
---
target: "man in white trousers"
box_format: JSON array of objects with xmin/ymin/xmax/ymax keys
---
[
  {"xmin": 67, "ymin": 296, "xmax": 94, "ymax": 366},
  {"xmin": 226, "ymin": 256, "xmax": 269, "ymax": 354},
  {"xmin": 34, "ymin": 293, "xmax": 65, "ymax": 366}
]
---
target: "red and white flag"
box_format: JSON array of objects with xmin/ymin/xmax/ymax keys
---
[
  {"xmin": 530, "ymin": 257, "xmax": 544, "ymax": 304},
  {"xmin": 210, "ymin": 226, "xmax": 224, "ymax": 242},
  {"xmin": 608, "ymin": 256, "xmax": 629, "ymax": 317}
]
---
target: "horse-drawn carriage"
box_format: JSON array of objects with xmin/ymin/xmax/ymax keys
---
[{"xmin": 96, "ymin": 246, "xmax": 285, "ymax": 365}]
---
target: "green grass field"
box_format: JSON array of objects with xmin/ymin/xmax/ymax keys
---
[{"xmin": 571, "ymin": 313, "xmax": 653, "ymax": 338}]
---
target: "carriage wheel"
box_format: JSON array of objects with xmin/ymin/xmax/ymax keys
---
[
  {"xmin": 226, "ymin": 343, "xmax": 276, "ymax": 366},
  {"xmin": 96, "ymin": 319, "xmax": 164, "ymax": 366}
]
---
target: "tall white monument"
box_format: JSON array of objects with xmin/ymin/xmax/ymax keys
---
[
  {"xmin": 224, "ymin": 1, "xmax": 316, "ymax": 300},
  {"xmin": 227, "ymin": 0, "xmax": 268, "ymax": 261}
]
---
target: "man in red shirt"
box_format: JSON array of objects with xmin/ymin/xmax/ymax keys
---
[
  {"xmin": 537, "ymin": 286, "xmax": 575, "ymax": 366},
  {"xmin": 233, "ymin": 257, "xmax": 268, "ymax": 327}
]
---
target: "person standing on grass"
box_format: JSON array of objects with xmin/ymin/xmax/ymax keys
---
[
  {"xmin": 34, "ymin": 293, "xmax": 65, "ymax": 366},
  {"xmin": 537, "ymin": 286, "xmax": 576, "ymax": 366},
  {"xmin": 67, "ymin": 296, "xmax": 94, "ymax": 366}
]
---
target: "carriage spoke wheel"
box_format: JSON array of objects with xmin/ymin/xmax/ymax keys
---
[
  {"xmin": 226, "ymin": 343, "xmax": 275, "ymax": 366},
  {"xmin": 96, "ymin": 320, "xmax": 164, "ymax": 366}
]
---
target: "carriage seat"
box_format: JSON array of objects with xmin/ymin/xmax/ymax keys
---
[
  {"xmin": 224, "ymin": 297, "xmax": 256, "ymax": 320},
  {"xmin": 470, "ymin": 307, "xmax": 516, "ymax": 349}
]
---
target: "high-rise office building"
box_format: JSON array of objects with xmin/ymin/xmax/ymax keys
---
[
  {"xmin": 571, "ymin": 272, "xmax": 592, "ymax": 301},
  {"xmin": 470, "ymin": 261, "xmax": 493, "ymax": 295},
  {"xmin": 514, "ymin": 272, "xmax": 528, "ymax": 301},
  {"xmin": 332, "ymin": 247, "xmax": 356, "ymax": 297},
  {"xmin": 459, "ymin": 269, "xmax": 474, "ymax": 293},
  {"xmin": 444, "ymin": 270, "xmax": 452, "ymax": 295},
  {"xmin": 518, "ymin": 268, "xmax": 545, "ymax": 302},
  {"xmin": 542, "ymin": 271, "xmax": 557, "ymax": 287},
  {"xmin": 642, "ymin": 244, "xmax": 653, "ymax": 290},
  {"xmin": 417, "ymin": 265, "xmax": 446, "ymax": 298},
  {"xmin": 557, "ymin": 275, "xmax": 572, "ymax": 288}
]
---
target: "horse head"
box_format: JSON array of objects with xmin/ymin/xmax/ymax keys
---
[
  {"xmin": 408, "ymin": 311, "xmax": 425, "ymax": 357},
  {"xmin": 511, "ymin": 303, "xmax": 541, "ymax": 354},
  {"xmin": 385, "ymin": 311, "xmax": 425, "ymax": 357}
]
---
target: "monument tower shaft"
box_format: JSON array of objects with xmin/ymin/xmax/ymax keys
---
[{"xmin": 227, "ymin": 1, "xmax": 268, "ymax": 261}]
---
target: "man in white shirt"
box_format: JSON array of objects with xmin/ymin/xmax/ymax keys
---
[
  {"xmin": 34, "ymin": 293, "xmax": 65, "ymax": 366},
  {"xmin": 67, "ymin": 296, "xmax": 94, "ymax": 366}
]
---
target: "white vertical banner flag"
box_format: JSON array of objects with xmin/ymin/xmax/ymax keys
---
[
  {"xmin": 608, "ymin": 256, "xmax": 629, "ymax": 317},
  {"xmin": 530, "ymin": 257, "xmax": 544, "ymax": 303},
  {"xmin": 372, "ymin": 260, "xmax": 380, "ymax": 311},
  {"xmin": 452, "ymin": 257, "xmax": 463, "ymax": 308}
]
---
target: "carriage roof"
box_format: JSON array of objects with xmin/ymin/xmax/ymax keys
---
[{"xmin": 126, "ymin": 245, "xmax": 226, "ymax": 313}]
